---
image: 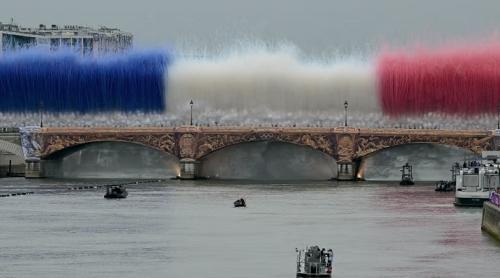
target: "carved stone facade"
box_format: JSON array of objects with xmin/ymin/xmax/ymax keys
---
[
  {"xmin": 38, "ymin": 128, "xmax": 177, "ymax": 158},
  {"xmin": 35, "ymin": 127, "xmax": 497, "ymax": 163},
  {"xmin": 354, "ymin": 130, "xmax": 495, "ymax": 159},
  {"xmin": 195, "ymin": 131, "xmax": 335, "ymax": 159}
]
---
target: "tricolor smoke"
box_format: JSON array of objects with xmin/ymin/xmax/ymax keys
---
[
  {"xmin": 378, "ymin": 43, "xmax": 500, "ymax": 116},
  {"xmin": 1, "ymin": 42, "xmax": 500, "ymax": 118},
  {"xmin": 167, "ymin": 47, "xmax": 378, "ymax": 114},
  {"xmin": 0, "ymin": 49, "xmax": 169, "ymax": 113}
]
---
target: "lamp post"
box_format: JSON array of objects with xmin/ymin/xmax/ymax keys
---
[
  {"xmin": 344, "ymin": 100, "xmax": 348, "ymax": 127},
  {"xmin": 189, "ymin": 100, "xmax": 194, "ymax": 126},
  {"xmin": 39, "ymin": 101, "xmax": 44, "ymax": 128}
]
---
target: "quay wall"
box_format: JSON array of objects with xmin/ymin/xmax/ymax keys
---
[{"xmin": 481, "ymin": 201, "xmax": 500, "ymax": 242}]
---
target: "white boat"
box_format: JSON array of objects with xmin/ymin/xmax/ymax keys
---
[
  {"xmin": 455, "ymin": 152, "xmax": 499, "ymax": 207},
  {"xmin": 296, "ymin": 246, "xmax": 334, "ymax": 277}
]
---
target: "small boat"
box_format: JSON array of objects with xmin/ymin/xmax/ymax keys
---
[
  {"xmin": 400, "ymin": 162, "xmax": 414, "ymax": 185},
  {"xmin": 436, "ymin": 162, "xmax": 460, "ymax": 192},
  {"xmin": 104, "ymin": 185, "xmax": 128, "ymax": 199},
  {"xmin": 435, "ymin": 180, "xmax": 455, "ymax": 192},
  {"xmin": 234, "ymin": 198, "xmax": 246, "ymax": 207},
  {"xmin": 296, "ymin": 246, "xmax": 334, "ymax": 277}
]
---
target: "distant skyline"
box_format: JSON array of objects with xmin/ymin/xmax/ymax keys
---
[{"xmin": 3, "ymin": 0, "xmax": 500, "ymax": 55}]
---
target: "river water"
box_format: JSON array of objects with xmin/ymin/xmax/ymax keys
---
[{"xmin": 0, "ymin": 178, "xmax": 499, "ymax": 278}]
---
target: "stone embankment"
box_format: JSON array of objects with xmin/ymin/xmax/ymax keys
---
[{"xmin": 481, "ymin": 193, "xmax": 500, "ymax": 242}]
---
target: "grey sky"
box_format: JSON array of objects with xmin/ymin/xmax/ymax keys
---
[{"xmin": 3, "ymin": 0, "xmax": 500, "ymax": 54}]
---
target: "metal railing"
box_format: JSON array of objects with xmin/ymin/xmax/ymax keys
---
[{"xmin": 0, "ymin": 127, "xmax": 19, "ymax": 133}]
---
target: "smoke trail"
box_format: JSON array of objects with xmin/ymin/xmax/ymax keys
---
[
  {"xmin": 377, "ymin": 42, "xmax": 500, "ymax": 116},
  {"xmin": 167, "ymin": 46, "xmax": 379, "ymax": 116},
  {"xmin": 0, "ymin": 48, "xmax": 170, "ymax": 113}
]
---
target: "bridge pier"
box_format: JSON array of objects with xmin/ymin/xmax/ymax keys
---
[
  {"xmin": 179, "ymin": 158, "xmax": 200, "ymax": 180},
  {"xmin": 337, "ymin": 162, "xmax": 356, "ymax": 181},
  {"xmin": 25, "ymin": 160, "xmax": 43, "ymax": 178}
]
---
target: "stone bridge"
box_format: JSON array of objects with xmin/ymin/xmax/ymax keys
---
[{"xmin": 25, "ymin": 126, "xmax": 498, "ymax": 180}]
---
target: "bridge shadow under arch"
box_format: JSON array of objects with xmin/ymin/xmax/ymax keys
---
[
  {"xmin": 199, "ymin": 141, "xmax": 337, "ymax": 180},
  {"xmin": 0, "ymin": 139, "xmax": 25, "ymax": 176},
  {"xmin": 43, "ymin": 141, "xmax": 180, "ymax": 179},
  {"xmin": 357, "ymin": 143, "xmax": 478, "ymax": 181}
]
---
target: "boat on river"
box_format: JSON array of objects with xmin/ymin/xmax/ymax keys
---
[
  {"xmin": 436, "ymin": 163, "xmax": 460, "ymax": 192},
  {"xmin": 455, "ymin": 152, "xmax": 499, "ymax": 207},
  {"xmin": 296, "ymin": 246, "xmax": 334, "ymax": 277},
  {"xmin": 234, "ymin": 198, "xmax": 246, "ymax": 207},
  {"xmin": 400, "ymin": 163, "xmax": 415, "ymax": 185},
  {"xmin": 104, "ymin": 185, "xmax": 128, "ymax": 199}
]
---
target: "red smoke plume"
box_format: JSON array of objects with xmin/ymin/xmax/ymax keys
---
[{"xmin": 377, "ymin": 43, "xmax": 500, "ymax": 116}]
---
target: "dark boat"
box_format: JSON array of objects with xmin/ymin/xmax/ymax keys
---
[
  {"xmin": 435, "ymin": 180, "xmax": 455, "ymax": 192},
  {"xmin": 436, "ymin": 163, "xmax": 459, "ymax": 192},
  {"xmin": 104, "ymin": 185, "xmax": 128, "ymax": 199},
  {"xmin": 234, "ymin": 198, "xmax": 246, "ymax": 207},
  {"xmin": 296, "ymin": 246, "xmax": 334, "ymax": 277},
  {"xmin": 400, "ymin": 163, "xmax": 415, "ymax": 185}
]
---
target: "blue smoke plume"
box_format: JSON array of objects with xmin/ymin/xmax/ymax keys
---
[{"xmin": 0, "ymin": 49, "xmax": 170, "ymax": 113}]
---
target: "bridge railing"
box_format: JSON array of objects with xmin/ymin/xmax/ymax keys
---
[
  {"xmin": 490, "ymin": 191, "xmax": 500, "ymax": 206},
  {"xmin": 0, "ymin": 127, "xmax": 19, "ymax": 133}
]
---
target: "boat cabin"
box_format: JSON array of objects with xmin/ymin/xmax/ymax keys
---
[
  {"xmin": 296, "ymin": 246, "xmax": 334, "ymax": 277},
  {"xmin": 455, "ymin": 151, "xmax": 500, "ymax": 206},
  {"xmin": 400, "ymin": 162, "xmax": 414, "ymax": 185}
]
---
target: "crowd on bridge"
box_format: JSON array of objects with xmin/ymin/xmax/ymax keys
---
[{"xmin": 0, "ymin": 111, "xmax": 497, "ymax": 130}]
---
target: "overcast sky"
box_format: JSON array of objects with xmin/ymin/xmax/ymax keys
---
[{"xmin": 3, "ymin": 0, "xmax": 500, "ymax": 54}]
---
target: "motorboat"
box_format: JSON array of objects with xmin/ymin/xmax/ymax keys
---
[
  {"xmin": 400, "ymin": 163, "xmax": 415, "ymax": 185},
  {"xmin": 234, "ymin": 198, "xmax": 246, "ymax": 207},
  {"xmin": 436, "ymin": 163, "xmax": 460, "ymax": 192},
  {"xmin": 455, "ymin": 152, "xmax": 499, "ymax": 207},
  {"xmin": 435, "ymin": 180, "xmax": 455, "ymax": 192},
  {"xmin": 104, "ymin": 185, "xmax": 128, "ymax": 199},
  {"xmin": 296, "ymin": 246, "xmax": 334, "ymax": 277}
]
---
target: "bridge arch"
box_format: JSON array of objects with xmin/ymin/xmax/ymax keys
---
[
  {"xmin": 43, "ymin": 139, "xmax": 176, "ymax": 159},
  {"xmin": 357, "ymin": 142, "xmax": 477, "ymax": 181},
  {"xmin": 42, "ymin": 141, "xmax": 180, "ymax": 179},
  {"xmin": 0, "ymin": 139, "xmax": 24, "ymax": 158},
  {"xmin": 40, "ymin": 132, "xmax": 177, "ymax": 159},
  {"xmin": 354, "ymin": 134, "xmax": 493, "ymax": 160},
  {"xmin": 198, "ymin": 140, "xmax": 337, "ymax": 180},
  {"xmin": 195, "ymin": 132, "xmax": 335, "ymax": 160},
  {"xmin": 357, "ymin": 141, "xmax": 480, "ymax": 160}
]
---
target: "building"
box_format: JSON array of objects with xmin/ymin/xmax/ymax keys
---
[{"xmin": 0, "ymin": 20, "xmax": 133, "ymax": 55}]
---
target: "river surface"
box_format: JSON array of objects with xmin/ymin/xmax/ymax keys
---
[{"xmin": 0, "ymin": 178, "xmax": 499, "ymax": 278}]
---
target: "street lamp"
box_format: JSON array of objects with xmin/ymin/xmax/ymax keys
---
[
  {"xmin": 189, "ymin": 100, "xmax": 194, "ymax": 126},
  {"xmin": 39, "ymin": 101, "xmax": 44, "ymax": 128},
  {"xmin": 344, "ymin": 100, "xmax": 348, "ymax": 127}
]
